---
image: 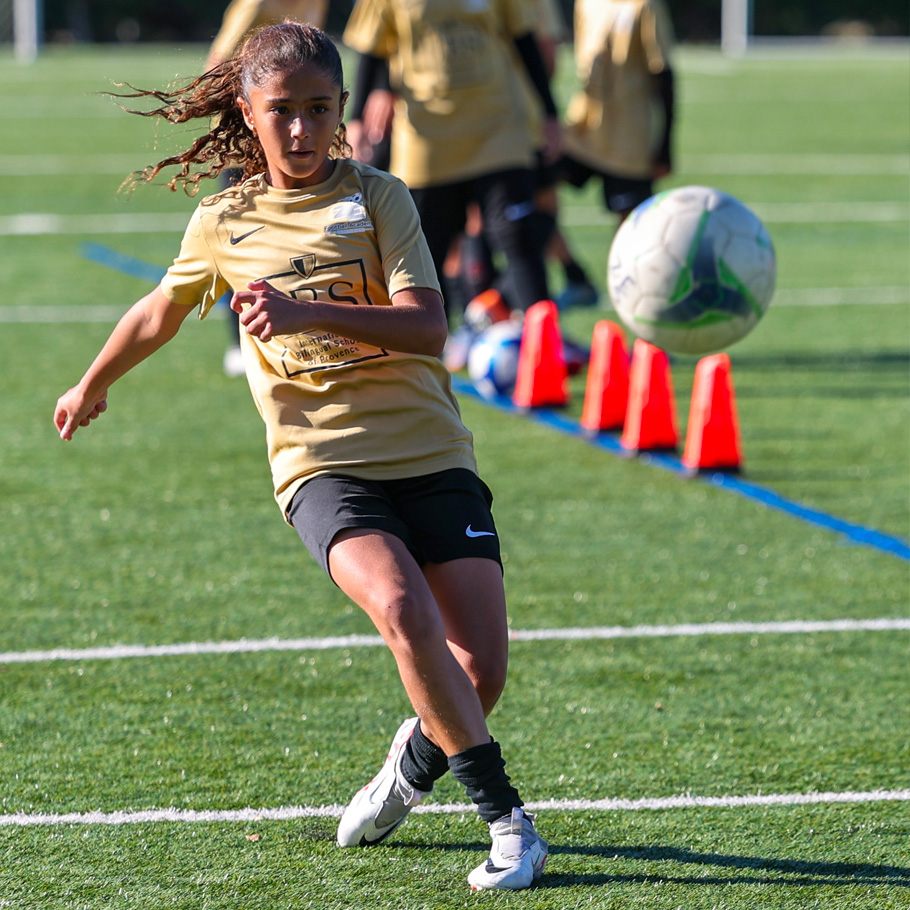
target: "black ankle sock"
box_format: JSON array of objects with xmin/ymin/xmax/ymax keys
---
[
  {"xmin": 400, "ymin": 720, "xmax": 449, "ymax": 792},
  {"xmin": 448, "ymin": 740, "xmax": 523, "ymax": 823}
]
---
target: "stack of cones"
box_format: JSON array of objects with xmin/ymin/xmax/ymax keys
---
[
  {"xmin": 581, "ymin": 320, "xmax": 630, "ymax": 432},
  {"xmin": 681, "ymin": 352, "xmax": 742, "ymax": 473},
  {"xmin": 512, "ymin": 300, "xmax": 569, "ymax": 408},
  {"xmin": 620, "ymin": 339, "xmax": 679, "ymax": 454}
]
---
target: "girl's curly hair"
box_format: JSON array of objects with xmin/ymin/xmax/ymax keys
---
[{"xmin": 113, "ymin": 22, "xmax": 350, "ymax": 195}]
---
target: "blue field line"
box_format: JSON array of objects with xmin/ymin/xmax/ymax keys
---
[
  {"xmin": 81, "ymin": 242, "xmax": 167, "ymax": 284},
  {"xmin": 80, "ymin": 244, "xmax": 908, "ymax": 562},
  {"xmin": 451, "ymin": 378, "xmax": 910, "ymax": 562}
]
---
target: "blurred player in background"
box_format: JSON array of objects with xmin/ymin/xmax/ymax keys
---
[
  {"xmin": 207, "ymin": 0, "xmax": 329, "ymax": 377},
  {"xmin": 343, "ymin": 0, "xmax": 562, "ymax": 326},
  {"xmin": 437, "ymin": 0, "xmax": 591, "ymax": 370},
  {"xmin": 559, "ymin": 0, "xmax": 676, "ymax": 298},
  {"xmin": 206, "ymin": 0, "xmax": 328, "ymax": 71},
  {"xmin": 55, "ymin": 22, "xmax": 548, "ymax": 893},
  {"xmin": 458, "ymin": 0, "xmax": 569, "ymax": 308}
]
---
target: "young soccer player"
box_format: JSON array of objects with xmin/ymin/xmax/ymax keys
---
[
  {"xmin": 560, "ymin": 0, "xmax": 677, "ymax": 222},
  {"xmin": 53, "ymin": 23, "xmax": 547, "ymax": 893},
  {"xmin": 342, "ymin": 0, "xmax": 562, "ymax": 321}
]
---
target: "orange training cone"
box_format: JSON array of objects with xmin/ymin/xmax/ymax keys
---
[
  {"xmin": 512, "ymin": 300, "xmax": 569, "ymax": 408},
  {"xmin": 620, "ymin": 339, "xmax": 679, "ymax": 453},
  {"xmin": 581, "ymin": 320, "xmax": 630, "ymax": 432},
  {"xmin": 682, "ymin": 353, "xmax": 743, "ymax": 472}
]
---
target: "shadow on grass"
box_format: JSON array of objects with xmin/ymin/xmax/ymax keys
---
[
  {"xmin": 368, "ymin": 835, "xmax": 910, "ymax": 890},
  {"xmin": 537, "ymin": 843, "xmax": 910, "ymax": 889}
]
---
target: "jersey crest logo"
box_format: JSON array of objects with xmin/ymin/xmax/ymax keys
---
[{"xmin": 291, "ymin": 254, "xmax": 317, "ymax": 278}]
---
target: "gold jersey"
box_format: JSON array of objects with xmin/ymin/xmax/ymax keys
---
[
  {"xmin": 343, "ymin": 0, "xmax": 539, "ymax": 188},
  {"xmin": 160, "ymin": 159, "xmax": 477, "ymax": 517},
  {"xmin": 208, "ymin": 0, "xmax": 328, "ymax": 63},
  {"xmin": 563, "ymin": 0, "xmax": 675, "ymax": 179}
]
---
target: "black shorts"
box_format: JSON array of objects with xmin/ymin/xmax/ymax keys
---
[
  {"xmin": 559, "ymin": 154, "xmax": 653, "ymax": 215},
  {"xmin": 534, "ymin": 149, "xmax": 561, "ymax": 192},
  {"xmin": 288, "ymin": 468, "xmax": 502, "ymax": 580}
]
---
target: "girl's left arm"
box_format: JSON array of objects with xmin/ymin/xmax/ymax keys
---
[
  {"xmin": 232, "ymin": 281, "xmax": 448, "ymax": 357},
  {"xmin": 55, "ymin": 286, "xmax": 195, "ymax": 440}
]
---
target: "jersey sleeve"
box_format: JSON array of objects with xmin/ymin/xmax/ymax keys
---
[
  {"xmin": 208, "ymin": 0, "xmax": 260, "ymax": 64},
  {"xmin": 159, "ymin": 205, "xmax": 230, "ymax": 320},
  {"xmin": 498, "ymin": 0, "xmax": 538, "ymax": 38},
  {"xmin": 536, "ymin": 0, "xmax": 568, "ymax": 42},
  {"xmin": 343, "ymin": 0, "xmax": 397, "ymax": 58},
  {"xmin": 641, "ymin": 0, "xmax": 676, "ymax": 73},
  {"xmin": 371, "ymin": 177, "xmax": 440, "ymax": 298}
]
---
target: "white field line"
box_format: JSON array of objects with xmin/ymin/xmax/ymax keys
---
[
  {"xmin": 0, "ymin": 305, "xmax": 230, "ymax": 323},
  {"xmin": 0, "ymin": 288, "xmax": 906, "ymax": 325},
  {"xmin": 563, "ymin": 201, "xmax": 909, "ymax": 227},
  {"xmin": 2, "ymin": 617, "xmax": 908, "ymax": 665},
  {"xmin": 1, "ymin": 202, "xmax": 906, "ymax": 237},
  {"xmin": 771, "ymin": 286, "xmax": 909, "ymax": 307},
  {"xmin": 1, "ymin": 152, "xmax": 907, "ymax": 177},
  {"xmin": 681, "ymin": 153, "xmax": 910, "ymax": 175},
  {"xmin": 2, "ymin": 789, "xmax": 908, "ymax": 828},
  {"xmin": 0, "ymin": 212, "xmax": 190, "ymax": 236},
  {"xmin": 0, "ymin": 305, "xmax": 132, "ymax": 323}
]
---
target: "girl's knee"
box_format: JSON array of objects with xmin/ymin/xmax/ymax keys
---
[
  {"xmin": 467, "ymin": 653, "xmax": 508, "ymax": 716},
  {"xmin": 362, "ymin": 587, "xmax": 442, "ymax": 650}
]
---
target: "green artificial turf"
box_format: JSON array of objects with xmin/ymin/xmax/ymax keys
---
[{"xmin": 0, "ymin": 42, "xmax": 907, "ymax": 910}]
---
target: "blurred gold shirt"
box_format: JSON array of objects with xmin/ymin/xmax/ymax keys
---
[
  {"xmin": 344, "ymin": 0, "xmax": 539, "ymax": 187},
  {"xmin": 563, "ymin": 0, "xmax": 675, "ymax": 178},
  {"xmin": 208, "ymin": 0, "xmax": 328, "ymax": 62}
]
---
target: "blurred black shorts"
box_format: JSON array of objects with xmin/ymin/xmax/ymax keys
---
[{"xmin": 559, "ymin": 154, "xmax": 654, "ymax": 214}]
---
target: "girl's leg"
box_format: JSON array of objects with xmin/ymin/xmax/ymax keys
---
[
  {"xmin": 476, "ymin": 168, "xmax": 550, "ymax": 311},
  {"xmin": 333, "ymin": 531, "xmax": 546, "ymax": 888},
  {"xmin": 328, "ymin": 527, "xmax": 490, "ymax": 755},
  {"xmin": 422, "ymin": 557, "xmax": 509, "ymax": 717}
]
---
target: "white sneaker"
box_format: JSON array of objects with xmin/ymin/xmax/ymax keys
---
[
  {"xmin": 468, "ymin": 807, "xmax": 548, "ymax": 891},
  {"xmin": 336, "ymin": 717, "xmax": 430, "ymax": 847}
]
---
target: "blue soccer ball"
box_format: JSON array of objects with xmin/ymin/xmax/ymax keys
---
[{"xmin": 467, "ymin": 321, "xmax": 523, "ymax": 400}]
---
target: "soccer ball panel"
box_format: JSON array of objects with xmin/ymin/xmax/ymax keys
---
[
  {"xmin": 467, "ymin": 321, "xmax": 523, "ymax": 400},
  {"xmin": 607, "ymin": 186, "xmax": 776, "ymax": 355}
]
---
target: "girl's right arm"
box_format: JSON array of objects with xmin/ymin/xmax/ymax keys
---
[{"xmin": 54, "ymin": 286, "xmax": 194, "ymax": 441}]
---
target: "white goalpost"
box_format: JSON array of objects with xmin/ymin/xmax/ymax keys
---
[
  {"xmin": 721, "ymin": 0, "xmax": 752, "ymax": 55},
  {"xmin": 13, "ymin": 0, "xmax": 41, "ymax": 63}
]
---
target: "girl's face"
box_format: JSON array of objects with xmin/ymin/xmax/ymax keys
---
[{"xmin": 238, "ymin": 62, "xmax": 346, "ymax": 190}]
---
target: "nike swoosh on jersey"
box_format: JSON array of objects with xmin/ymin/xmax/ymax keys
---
[
  {"xmin": 229, "ymin": 226, "xmax": 265, "ymax": 245},
  {"xmin": 465, "ymin": 525, "xmax": 496, "ymax": 538}
]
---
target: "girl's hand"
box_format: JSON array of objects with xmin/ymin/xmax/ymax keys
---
[
  {"xmin": 54, "ymin": 387, "xmax": 108, "ymax": 441},
  {"xmin": 231, "ymin": 280, "xmax": 305, "ymax": 343}
]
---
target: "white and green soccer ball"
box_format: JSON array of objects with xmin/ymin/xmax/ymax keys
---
[{"xmin": 607, "ymin": 185, "xmax": 776, "ymax": 355}]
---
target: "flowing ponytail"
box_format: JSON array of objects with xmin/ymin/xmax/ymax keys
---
[{"xmin": 113, "ymin": 22, "xmax": 350, "ymax": 195}]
